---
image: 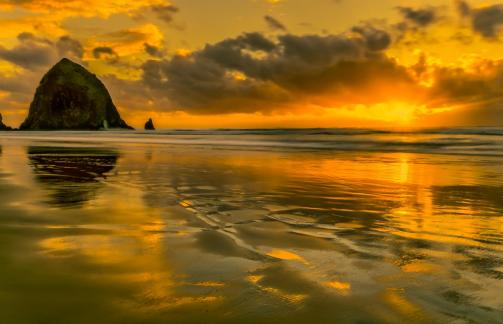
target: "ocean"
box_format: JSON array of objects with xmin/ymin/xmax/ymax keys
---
[{"xmin": 0, "ymin": 128, "xmax": 502, "ymax": 323}]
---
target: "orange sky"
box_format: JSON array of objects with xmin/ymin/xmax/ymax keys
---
[{"xmin": 1, "ymin": 0, "xmax": 503, "ymax": 128}]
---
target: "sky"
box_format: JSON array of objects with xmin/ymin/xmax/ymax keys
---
[{"xmin": 1, "ymin": 0, "xmax": 503, "ymax": 128}]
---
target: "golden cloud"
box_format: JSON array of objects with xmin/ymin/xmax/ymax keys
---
[
  {"xmin": 0, "ymin": 15, "xmax": 66, "ymax": 41},
  {"xmin": 0, "ymin": 0, "xmax": 171, "ymax": 46},
  {"xmin": 0, "ymin": 0, "xmax": 168, "ymax": 18},
  {"xmin": 0, "ymin": 60, "xmax": 23, "ymax": 77},
  {"xmin": 86, "ymin": 24, "xmax": 164, "ymax": 59}
]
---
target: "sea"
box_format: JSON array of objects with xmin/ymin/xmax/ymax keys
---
[{"xmin": 0, "ymin": 128, "xmax": 502, "ymax": 323}]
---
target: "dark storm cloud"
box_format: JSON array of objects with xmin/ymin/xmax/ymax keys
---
[
  {"xmin": 17, "ymin": 32, "xmax": 52, "ymax": 45},
  {"xmin": 151, "ymin": 4, "xmax": 179, "ymax": 23},
  {"xmin": 455, "ymin": 1, "xmax": 503, "ymax": 39},
  {"xmin": 56, "ymin": 36, "xmax": 84, "ymax": 60},
  {"xmin": 141, "ymin": 30, "xmax": 412, "ymax": 114},
  {"xmin": 351, "ymin": 25, "xmax": 392, "ymax": 51},
  {"xmin": 391, "ymin": 6, "xmax": 441, "ymax": 41},
  {"xmin": 397, "ymin": 6, "xmax": 438, "ymax": 27},
  {"xmin": 264, "ymin": 15, "xmax": 287, "ymax": 31},
  {"xmin": 471, "ymin": 4, "xmax": 503, "ymax": 38},
  {"xmin": 415, "ymin": 58, "xmax": 503, "ymax": 125},
  {"xmin": 403, "ymin": 56, "xmax": 503, "ymax": 126},
  {"xmin": 144, "ymin": 43, "xmax": 165, "ymax": 57},
  {"xmin": 137, "ymin": 24, "xmax": 503, "ymax": 123},
  {"xmin": 0, "ymin": 33, "xmax": 83, "ymax": 70},
  {"xmin": 428, "ymin": 62, "xmax": 503, "ymax": 105},
  {"xmin": 0, "ymin": 35, "xmax": 53, "ymax": 70},
  {"xmin": 0, "ymin": 74, "xmax": 34, "ymax": 94},
  {"xmin": 92, "ymin": 46, "xmax": 119, "ymax": 60}
]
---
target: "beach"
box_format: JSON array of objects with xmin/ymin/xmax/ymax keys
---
[{"xmin": 0, "ymin": 129, "xmax": 502, "ymax": 323}]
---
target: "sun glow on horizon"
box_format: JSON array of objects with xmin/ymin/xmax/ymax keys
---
[{"xmin": 1, "ymin": 0, "xmax": 503, "ymax": 128}]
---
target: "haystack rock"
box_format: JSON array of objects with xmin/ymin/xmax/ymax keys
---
[
  {"xmin": 0, "ymin": 113, "xmax": 12, "ymax": 130},
  {"xmin": 20, "ymin": 58, "xmax": 133, "ymax": 130},
  {"xmin": 145, "ymin": 118, "xmax": 155, "ymax": 130}
]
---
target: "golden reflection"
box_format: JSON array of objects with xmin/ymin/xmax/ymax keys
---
[
  {"xmin": 189, "ymin": 281, "xmax": 225, "ymax": 287},
  {"xmin": 180, "ymin": 200, "xmax": 192, "ymax": 208},
  {"xmin": 247, "ymin": 275, "xmax": 264, "ymax": 285},
  {"xmin": 33, "ymin": 158, "xmax": 223, "ymax": 314},
  {"xmin": 421, "ymin": 249, "xmax": 469, "ymax": 262},
  {"xmin": 335, "ymin": 222, "xmax": 365, "ymax": 229},
  {"xmin": 398, "ymin": 153, "xmax": 410, "ymax": 184},
  {"xmin": 246, "ymin": 275, "xmax": 308, "ymax": 304},
  {"xmin": 382, "ymin": 288, "xmax": 424, "ymax": 319},
  {"xmin": 39, "ymin": 235, "xmax": 138, "ymax": 263},
  {"xmin": 325, "ymin": 281, "xmax": 351, "ymax": 295},
  {"xmin": 1, "ymin": 139, "xmax": 500, "ymax": 322},
  {"xmin": 400, "ymin": 261, "xmax": 440, "ymax": 274},
  {"xmin": 267, "ymin": 249, "xmax": 308, "ymax": 264}
]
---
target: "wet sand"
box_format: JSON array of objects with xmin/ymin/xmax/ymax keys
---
[{"xmin": 0, "ymin": 132, "xmax": 502, "ymax": 323}]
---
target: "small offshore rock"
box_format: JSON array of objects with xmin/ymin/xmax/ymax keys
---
[{"xmin": 145, "ymin": 118, "xmax": 155, "ymax": 130}]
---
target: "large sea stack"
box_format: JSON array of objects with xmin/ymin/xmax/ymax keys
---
[
  {"xmin": 0, "ymin": 113, "xmax": 12, "ymax": 130},
  {"xmin": 20, "ymin": 58, "xmax": 132, "ymax": 130}
]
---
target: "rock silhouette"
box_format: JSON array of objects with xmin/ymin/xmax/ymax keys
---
[
  {"xmin": 20, "ymin": 58, "xmax": 133, "ymax": 130},
  {"xmin": 145, "ymin": 118, "xmax": 155, "ymax": 130},
  {"xmin": 0, "ymin": 113, "xmax": 12, "ymax": 130},
  {"xmin": 27, "ymin": 146, "xmax": 118, "ymax": 207}
]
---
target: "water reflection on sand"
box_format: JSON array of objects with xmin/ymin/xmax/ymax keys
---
[
  {"xmin": 0, "ymin": 140, "xmax": 502, "ymax": 323},
  {"xmin": 28, "ymin": 146, "xmax": 119, "ymax": 207}
]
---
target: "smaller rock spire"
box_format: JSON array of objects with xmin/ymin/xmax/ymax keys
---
[{"xmin": 145, "ymin": 118, "xmax": 155, "ymax": 130}]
